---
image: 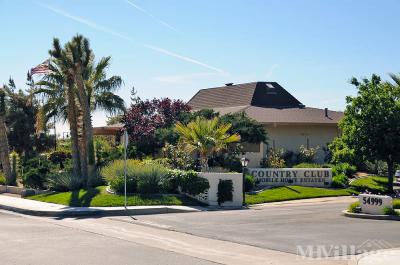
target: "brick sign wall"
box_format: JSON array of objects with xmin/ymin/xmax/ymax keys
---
[{"xmin": 248, "ymin": 168, "xmax": 332, "ymax": 188}]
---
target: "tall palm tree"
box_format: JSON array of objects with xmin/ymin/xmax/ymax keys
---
[
  {"xmin": 35, "ymin": 55, "xmax": 82, "ymax": 178},
  {"xmin": 37, "ymin": 36, "xmax": 125, "ymax": 185},
  {"xmin": 84, "ymin": 56, "xmax": 125, "ymax": 114},
  {"xmin": 175, "ymin": 117, "xmax": 240, "ymax": 171},
  {"xmin": 0, "ymin": 89, "xmax": 12, "ymax": 184}
]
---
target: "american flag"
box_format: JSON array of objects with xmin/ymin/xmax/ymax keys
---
[{"xmin": 30, "ymin": 59, "xmax": 51, "ymax": 75}]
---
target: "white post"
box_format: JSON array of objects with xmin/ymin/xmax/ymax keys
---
[{"xmin": 123, "ymin": 130, "xmax": 129, "ymax": 208}]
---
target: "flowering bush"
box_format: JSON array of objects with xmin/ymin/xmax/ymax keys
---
[
  {"xmin": 264, "ymin": 148, "xmax": 286, "ymax": 168},
  {"xmin": 122, "ymin": 98, "xmax": 191, "ymax": 157},
  {"xmin": 297, "ymin": 145, "xmax": 319, "ymax": 163}
]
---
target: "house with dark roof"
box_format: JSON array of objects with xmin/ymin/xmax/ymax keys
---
[{"xmin": 188, "ymin": 82, "xmax": 343, "ymax": 166}]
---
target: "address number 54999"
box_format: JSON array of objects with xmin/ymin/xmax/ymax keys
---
[{"xmin": 362, "ymin": 197, "xmax": 382, "ymax": 206}]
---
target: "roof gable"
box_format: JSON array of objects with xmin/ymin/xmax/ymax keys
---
[{"xmin": 251, "ymin": 82, "xmax": 303, "ymax": 108}]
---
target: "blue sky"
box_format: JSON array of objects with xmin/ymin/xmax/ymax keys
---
[{"xmin": 2, "ymin": 0, "xmax": 400, "ymax": 133}]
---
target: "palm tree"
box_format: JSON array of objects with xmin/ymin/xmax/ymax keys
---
[
  {"xmin": 0, "ymin": 89, "xmax": 12, "ymax": 184},
  {"xmin": 84, "ymin": 56, "xmax": 125, "ymax": 114},
  {"xmin": 37, "ymin": 36, "xmax": 125, "ymax": 185},
  {"xmin": 35, "ymin": 51, "xmax": 82, "ymax": 178},
  {"xmin": 175, "ymin": 117, "xmax": 240, "ymax": 171}
]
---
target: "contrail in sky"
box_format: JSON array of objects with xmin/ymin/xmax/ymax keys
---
[
  {"xmin": 38, "ymin": 3, "xmax": 225, "ymax": 73},
  {"xmin": 124, "ymin": 0, "xmax": 181, "ymax": 34}
]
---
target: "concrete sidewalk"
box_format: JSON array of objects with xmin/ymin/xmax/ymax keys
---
[{"xmin": 0, "ymin": 194, "xmax": 204, "ymax": 217}]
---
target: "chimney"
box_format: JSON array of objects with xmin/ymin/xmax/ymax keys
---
[
  {"xmin": 324, "ymin": 108, "xmax": 328, "ymax": 117},
  {"xmin": 225, "ymin": 83, "xmax": 233, "ymax": 86}
]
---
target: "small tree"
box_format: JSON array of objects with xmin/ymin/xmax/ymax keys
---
[
  {"xmin": 0, "ymin": 89, "xmax": 12, "ymax": 184},
  {"xmin": 264, "ymin": 148, "xmax": 286, "ymax": 168},
  {"xmin": 122, "ymin": 97, "xmax": 190, "ymax": 157},
  {"xmin": 297, "ymin": 145, "xmax": 319, "ymax": 164},
  {"xmin": 175, "ymin": 117, "xmax": 240, "ymax": 171},
  {"xmin": 334, "ymin": 74, "xmax": 400, "ymax": 193}
]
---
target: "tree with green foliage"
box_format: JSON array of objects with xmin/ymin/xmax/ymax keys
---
[
  {"xmin": 2, "ymin": 79, "xmax": 40, "ymax": 156},
  {"xmin": 37, "ymin": 35, "xmax": 125, "ymax": 186},
  {"xmin": 333, "ymin": 74, "xmax": 400, "ymax": 193},
  {"xmin": 0, "ymin": 89, "xmax": 12, "ymax": 184},
  {"xmin": 220, "ymin": 112, "xmax": 267, "ymax": 144},
  {"xmin": 175, "ymin": 117, "xmax": 241, "ymax": 171}
]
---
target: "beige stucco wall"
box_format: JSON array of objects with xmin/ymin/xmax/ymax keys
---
[{"xmin": 245, "ymin": 124, "xmax": 339, "ymax": 167}]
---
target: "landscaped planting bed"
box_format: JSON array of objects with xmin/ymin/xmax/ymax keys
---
[
  {"xmin": 349, "ymin": 176, "xmax": 389, "ymax": 194},
  {"xmin": 246, "ymin": 186, "xmax": 356, "ymax": 205},
  {"xmin": 27, "ymin": 186, "xmax": 203, "ymax": 207}
]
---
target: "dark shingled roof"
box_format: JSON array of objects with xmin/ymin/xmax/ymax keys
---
[
  {"xmin": 188, "ymin": 82, "xmax": 343, "ymax": 125},
  {"xmin": 188, "ymin": 82, "xmax": 303, "ymax": 110}
]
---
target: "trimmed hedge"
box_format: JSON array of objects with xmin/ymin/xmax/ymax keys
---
[
  {"xmin": 293, "ymin": 163, "xmax": 332, "ymax": 168},
  {"xmin": 217, "ymin": 179, "xmax": 234, "ymax": 206}
]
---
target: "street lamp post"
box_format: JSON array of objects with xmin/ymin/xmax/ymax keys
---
[{"xmin": 240, "ymin": 156, "xmax": 249, "ymax": 206}]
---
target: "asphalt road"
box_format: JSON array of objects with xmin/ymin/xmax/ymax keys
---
[
  {"xmin": 121, "ymin": 198, "xmax": 400, "ymax": 256},
  {"xmin": 0, "ymin": 210, "xmax": 217, "ymax": 265}
]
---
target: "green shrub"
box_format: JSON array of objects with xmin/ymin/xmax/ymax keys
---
[
  {"xmin": 102, "ymin": 159, "xmax": 209, "ymax": 195},
  {"xmin": 136, "ymin": 164, "xmax": 168, "ymax": 194},
  {"xmin": 47, "ymin": 172, "xmax": 82, "ymax": 191},
  {"xmin": 393, "ymin": 199, "xmax": 400, "ymax": 209},
  {"xmin": 162, "ymin": 169, "xmax": 183, "ymax": 193},
  {"xmin": 332, "ymin": 173, "xmax": 349, "ymax": 188},
  {"xmin": 101, "ymin": 159, "xmax": 142, "ymax": 193},
  {"xmin": 22, "ymin": 156, "xmax": 55, "ymax": 189},
  {"xmin": 23, "ymin": 168, "xmax": 47, "ymax": 189},
  {"xmin": 348, "ymin": 201, "xmax": 360, "ymax": 213},
  {"xmin": 94, "ymin": 137, "xmax": 123, "ymax": 168},
  {"xmin": 283, "ymin": 150, "xmax": 296, "ymax": 167},
  {"xmin": 180, "ymin": 171, "xmax": 210, "ymax": 196},
  {"xmin": 264, "ymin": 148, "xmax": 286, "ymax": 168},
  {"xmin": 0, "ymin": 171, "xmax": 5, "ymax": 185},
  {"xmin": 245, "ymin": 174, "xmax": 255, "ymax": 192},
  {"xmin": 162, "ymin": 143, "xmax": 195, "ymax": 170},
  {"xmin": 10, "ymin": 151, "xmax": 20, "ymax": 181},
  {"xmin": 141, "ymin": 158, "xmax": 170, "ymax": 168},
  {"xmin": 332, "ymin": 163, "xmax": 356, "ymax": 177},
  {"xmin": 383, "ymin": 207, "xmax": 399, "ymax": 216},
  {"xmin": 217, "ymin": 179, "xmax": 234, "ymax": 206},
  {"xmin": 48, "ymin": 151, "xmax": 71, "ymax": 169},
  {"xmin": 297, "ymin": 145, "xmax": 319, "ymax": 163},
  {"xmin": 293, "ymin": 163, "xmax": 321, "ymax": 168}
]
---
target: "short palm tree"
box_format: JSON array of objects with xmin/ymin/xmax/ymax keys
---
[{"xmin": 175, "ymin": 117, "xmax": 240, "ymax": 171}]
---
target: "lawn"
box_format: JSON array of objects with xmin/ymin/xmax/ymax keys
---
[
  {"xmin": 27, "ymin": 186, "xmax": 202, "ymax": 207},
  {"xmin": 349, "ymin": 176, "xmax": 389, "ymax": 194},
  {"xmin": 246, "ymin": 186, "xmax": 356, "ymax": 205}
]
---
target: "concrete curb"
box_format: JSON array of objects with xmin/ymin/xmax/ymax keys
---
[
  {"xmin": 0, "ymin": 203, "xmax": 101, "ymax": 217},
  {"xmin": 0, "ymin": 201, "xmax": 204, "ymax": 217},
  {"xmin": 342, "ymin": 210, "xmax": 400, "ymax": 221}
]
